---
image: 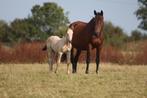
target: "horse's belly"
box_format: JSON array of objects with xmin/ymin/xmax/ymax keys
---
[{"xmin": 72, "ymin": 43, "xmax": 88, "ymax": 50}]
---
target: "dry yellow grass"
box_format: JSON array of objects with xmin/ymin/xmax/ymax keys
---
[{"xmin": 0, "ymin": 63, "xmax": 147, "ymax": 98}]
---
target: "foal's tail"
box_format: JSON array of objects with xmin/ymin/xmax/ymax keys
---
[{"xmin": 42, "ymin": 45, "xmax": 47, "ymax": 51}]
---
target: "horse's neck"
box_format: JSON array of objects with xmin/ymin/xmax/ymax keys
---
[{"xmin": 86, "ymin": 18, "xmax": 95, "ymax": 31}]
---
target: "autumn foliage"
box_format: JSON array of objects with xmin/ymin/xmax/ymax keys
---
[
  {"xmin": 0, "ymin": 41, "xmax": 147, "ymax": 65},
  {"xmin": 0, "ymin": 41, "xmax": 47, "ymax": 63}
]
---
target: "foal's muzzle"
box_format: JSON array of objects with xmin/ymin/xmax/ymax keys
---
[{"xmin": 67, "ymin": 39, "xmax": 72, "ymax": 43}]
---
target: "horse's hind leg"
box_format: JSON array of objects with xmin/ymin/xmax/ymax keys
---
[
  {"xmin": 71, "ymin": 48, "xmax": 75, "ymax": 73},
  {"xmin": 73, "ymin": 49, "xmax": 81, "ymax": 73},
  {"xmin": 85, "ymin": 50, "xmax": 90, "ymax": 74},
  {"xmin": 55, "ymin": 52, "xmax": 62, "ymax": 73}
]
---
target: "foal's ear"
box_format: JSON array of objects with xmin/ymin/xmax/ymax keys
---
[
  {"xmin": 94, "ymin": 10, "xmax": 97, "ymax": 16},
  {"xmin": 101, "ymin": 10, "xmax": 103, "ymax": 16}
]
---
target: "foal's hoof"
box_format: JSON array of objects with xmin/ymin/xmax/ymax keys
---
[{"xmin": 67, "ymin": 71, "xmax": 70, "ymax": 74}]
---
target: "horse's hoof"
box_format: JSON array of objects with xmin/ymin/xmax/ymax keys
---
[
  {"xmin": 72, "ymin": 71, "xmax": 76, "ymax": 74},
  {"xmin": 85, "ymin": 71, "xmax": 89, "ymax": 74}
]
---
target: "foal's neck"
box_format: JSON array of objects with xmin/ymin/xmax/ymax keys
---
[{"xmin": 61, "ymin": 36, "xmax": 68, "ymax": 44}]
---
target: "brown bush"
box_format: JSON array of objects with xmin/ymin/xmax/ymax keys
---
[
  {"xmin": 0, "ymin": 43, "xmax": 12, "ymax": 63},
  {"xmin": 13, "ymin": 41, "xmax": 47, "ymax": 63},
  {"xmin": 77, "ymin": 45, "xmax": 124, "ymax": 64},
  {"xmin": 134, "ymin": 43, "xmax": 147, "ymax": 65},
  {"xmin": 101, "ymin": 46, "xmax": 124, "ymax": 64},
  {"xmin": 0, "ymin": 41, "xmax": 47, "ymax": 63},
  {"xmin": 0, "ymin": 41, "xmax": 147, "ymax": 65}
]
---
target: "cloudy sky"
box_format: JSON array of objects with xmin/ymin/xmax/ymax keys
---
[{"xmin": 0, "ymin": 0, "xmax": 139, "ymax": 35}]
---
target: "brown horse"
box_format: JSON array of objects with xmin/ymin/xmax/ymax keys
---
[{"xmin": 69, "ymin": 10, "xmax": 104, "ymax": 74}]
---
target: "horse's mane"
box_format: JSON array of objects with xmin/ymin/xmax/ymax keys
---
[
  {"xmin": 88, "ymin": 17, "xmax": 95, "ymax": 25},
  {"xmin": 86, "ymin": 17, "xmax": 95, "ymax": 30}
]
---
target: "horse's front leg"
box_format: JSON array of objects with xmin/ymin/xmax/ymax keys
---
[
  {"xmin": 66, "ymin": 51, "xmax": 71, "ymax": 74},
  {"xmin": 85, "ymin": 44, "xmax": 92, "ymax": 74},
  {"xmin": 96, "ymin": 48, "xmax": 100, "ymax": 74},
  {"xmin": 55, "ymin": 52, "xmax": 62, "ymax": 73}
]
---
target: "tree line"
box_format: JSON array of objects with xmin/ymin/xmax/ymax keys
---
[
  {"xmin": 0, "ymin": 1, "xmax": 147, "ymax": 46},
  {"xmin": 0, "ymin": 2, "xmax": 69, "ymax": 44}
]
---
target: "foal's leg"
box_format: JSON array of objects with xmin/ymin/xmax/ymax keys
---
[
  {"xmin": 55, "ymin": 52, "xmax": 62, "ymax": 73},
  {"xmin": 96, "ymin": 48, "xmax": 100, "ymax": 74},
  {"xmin": 47, "ymin": 49, "xmax": 53, "ymax": 71},
  {"xmin": 50, "ymin": 50, "xmax": 55, "ymax": 71},
  {"xmin": 66, "ymin": 51, "xmax": 71, "ymax": 74}
]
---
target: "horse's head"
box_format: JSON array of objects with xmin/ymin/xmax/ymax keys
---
[
  {"xmin": 66, "ymin": 28, "xmax": 73, "ymax": 43},
  {"xmin": 93, "ymin": 10, "xmax": 104, "ymax": 37}
]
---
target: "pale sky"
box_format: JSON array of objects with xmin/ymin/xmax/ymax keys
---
[{"xmin": 0, "ymin": 0, "xmax": 139, "ymax": 35}]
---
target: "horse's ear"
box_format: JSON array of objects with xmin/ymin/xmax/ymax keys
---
[
  {"xmin": 94, "ymin": 10, "xmax": 97, "ymax": 16},
  {"xmin": 101, "ymin": 10, "xmax": 103, "ymax": 16}
]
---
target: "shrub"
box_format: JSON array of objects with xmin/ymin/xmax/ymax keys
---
[
  {"xmin": 0, "ymin": 41, "xmax": 47, "ymax": 63},
  {"xmin": 12, "ymin": 41, "xmax": 47, "ymax": 63},
  {"xmin": 0, "ymin": 41, "xmax": 147, "ymax": 65},
  {"xmin": 134, "ymin": 43, "xmax": 147, "ymax": 65},
  {"xmin": 101, "ymin": 46, "xmax": 124, "ymax": 64},
  {"xmin": 0, "ymin": 43, "xmax": 12, "ymax": 63}
]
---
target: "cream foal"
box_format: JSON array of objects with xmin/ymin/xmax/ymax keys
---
[{"xmin": 44, "ymin": 28, "xmax": 73, "ymax": 74}]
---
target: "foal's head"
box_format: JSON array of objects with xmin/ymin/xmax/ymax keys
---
[
  {"xmin": 93, "ymin": 10, "xmax": 104, "ymax": 37},
  {"xmin": 66, "ymin": 28, "xmax": 73, "ymax": 43}
]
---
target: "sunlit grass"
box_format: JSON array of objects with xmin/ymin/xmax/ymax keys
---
[{"xmin": 0, "ymin": 63, "xmax": 147, "ymax": 98}]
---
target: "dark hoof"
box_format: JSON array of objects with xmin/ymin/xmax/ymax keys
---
[
  {"xmin": 85, "ymin": 71, "xmax": 89, "ymax": 74},
  {"xmin": 72, "ymin": 70, "xmax": 76, "ymax": 74}
]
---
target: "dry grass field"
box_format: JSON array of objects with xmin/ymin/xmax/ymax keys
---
[{"xmin": 0, "ymin": 63, "xmax": 147, "ymax": 98}]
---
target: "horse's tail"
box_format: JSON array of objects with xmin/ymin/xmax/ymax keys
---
[{"xmin": 42, "ymin": 45, "xmax": 47, "ymax": 51}]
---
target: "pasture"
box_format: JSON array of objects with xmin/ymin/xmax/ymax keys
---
[{"xmin": 0, "ymin": 63, "xmax": 147, "ymax": 98}]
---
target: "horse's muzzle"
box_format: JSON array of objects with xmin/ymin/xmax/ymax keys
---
[{"xmin": 93, "ymin": 32, "xmax": 100, "ymax": 37}]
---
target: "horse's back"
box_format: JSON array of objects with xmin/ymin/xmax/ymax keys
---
[{"xmin": 70, "ymin": 21, "xmax": 87, "ymax": 30}]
